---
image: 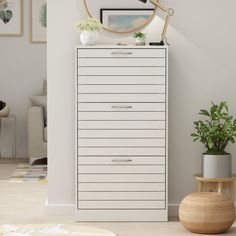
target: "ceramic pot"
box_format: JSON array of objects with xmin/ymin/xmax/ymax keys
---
[
  {"xmin": 135, "ymin": 38, "xmax": 146, "ymax": 46},
  {"xmin": 0, "ymin": 101, "xmax": 10, "ymax": 117},
  {"xmin": 202, "ymin": 154, "xmax": 231, "ymax": 178},
  {"xmin": 80, "ymin": 31, "xmax": 98, "ymax": 46}
]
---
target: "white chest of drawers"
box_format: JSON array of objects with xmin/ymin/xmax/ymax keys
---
[{"xmin": 76, "ymin": 45, "xmax": 168, "ymax": 221}]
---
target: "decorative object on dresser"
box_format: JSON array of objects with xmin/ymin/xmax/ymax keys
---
[
  {"xmin": 0, "ymin": 0, "xmax": 23, "ymax": 36},
  {"xmin": 76, "ymin": 45, "xmax": 168, "ymax": 221},
  {"xmin": 194, "ymin": 174, "xmax": 236, "ymax": 201},
  {"xmin": 133, "ymin": 32, "xmax": 146, "ymax": 46},
  {"xmin": 0, "ymin": 101, "xmax": 10, "ymax": 117},
  {"xmin": 75, "ymin": 18, "xmax": 102, "ymax": 46},
  {"xmin": 191, "ymin": 102, "xmax": 236, "ymax": 178},
  {"xmin": 179, "ymin": 192, "xmax": 235, "ymax": 234},
  {"xmin": 138, "ymin": 0, "xmax": 174, "ymax": 45}
]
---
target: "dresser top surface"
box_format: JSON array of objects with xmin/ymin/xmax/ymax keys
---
[{"xmin": 76, "ymin": 45, "xmax": 168, "ymax": 49}]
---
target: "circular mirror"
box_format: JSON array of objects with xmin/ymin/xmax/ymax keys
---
[{"xmin": 84, "ymin": 0, "xmax": 157, "ymax": 34}]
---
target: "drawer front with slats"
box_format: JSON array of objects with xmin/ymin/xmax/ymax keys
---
[
  {"xmin": 78, "ymin": 67, "xmax": 165, "ymax": 76},
  {"xmin": 78, "ymin": 103, "xmax": 165, "ymax": 112},
  {"xmin": 78, "ymin": 165, "xmax": 165, "ymax": 174},
  {"xmin": 78, "ymin": 58, "xmax": 166, "ymax": 67},
  {"xmin": 78, "ymin": 76, "xmax": 165, "ymax": 85},
  {"xmin": 79, "ymin": 182, "xmax": 165, "ymax": 192},
  {"xmin": 78, "ymin": 112, "xmax": 165, "ymax": 121},
  {"xmin": 77, "ymin": 93, "xmax": 166, "ymax": 103},
  {"xmin": 78, "ymin": 121, "xmax": 165, "ymax": 130},
  {"xmin": 78, "ymin": 191, "xmax": 165, "ymax": 201},
  {"xmin": 76, "ymin": 46, "xmax": 168, "ymax": 221},
  {"xmin": 78, "ymin": 157, "xmax": 166, "ymax": 165},
  {"xmin": 78, "ymin": 174, "xmax": 165, "ymax": 183},
  {"xmin": 77, "ymin": 85, "xmax": 165, "ymax": 94},
  {"xmin": 77, "ymin": 48, "xmax": 166, "ymax": 58},
  {"xmin": 78, "ymin": 201, "xmax": 165, "ymax": 210}
]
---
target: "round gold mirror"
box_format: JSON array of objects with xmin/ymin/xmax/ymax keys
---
[{"xmin": 83, "ymin": 0, "xmax": 158, "ymax": 34}]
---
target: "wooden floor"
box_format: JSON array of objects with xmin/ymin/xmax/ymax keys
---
[{"xmin": 0, "ymin": 159, "xmax": 235, "ymax": 236}]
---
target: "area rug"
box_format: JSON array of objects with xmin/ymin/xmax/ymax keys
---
[
  {"xmin": 9, "ymin": 164, "xmax": 47, "ymax": 183},
  {"xmin": 0, "ymin": 224, "xmax": 116, "ymax": 236}
]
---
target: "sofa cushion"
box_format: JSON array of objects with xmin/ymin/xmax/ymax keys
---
[
  {"xmin": 44, "ymin": 126, "xmax": 47, "ymax": 142},
  {"xmin": 30, "ymin": 95, "xmax": 47, "ymax": 126}
]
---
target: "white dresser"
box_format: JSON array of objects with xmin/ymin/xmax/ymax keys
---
[{"xmin": 76, "ymin": 45, "xmax": 168, "ymax": 221}]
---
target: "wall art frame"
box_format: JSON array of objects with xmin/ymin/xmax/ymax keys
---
[
  {"xmin": 100, "ymin": 8, "xmax": 154, "ymax": 34},
  {"xmin": 30, "ymin": 0, "xmax": 47, "ymax": 43},
  {"xmin": 0, "ymin": 0, "xmax": 23, "ymax": 36}
]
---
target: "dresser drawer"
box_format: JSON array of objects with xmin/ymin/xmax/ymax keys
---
[
  {"xmin": 78, "ymin": 130, "xmax": 165, "ymax": 138},
  {"xmin": 79, "ymin": 182, "xmax": 165, "ymax": 191},
  {"xmin": 78, "ymin": 67, "xmax": 165, "ymax": 76},
  {"xmin": 77, "ymin": 48, "xmax": 166, "ymax": 58},
  {"xmin": 78, "ymin": 103, "xmax": 165, "ymax": 112},
  {"xmin": 78, "ymin": 191, "xmax": 165, "ymax": 201},
  {"xmin": 78, "ymin": 76, "xmax": 165, "ymax": 85},
  {"xmin": 78, "ymin": 121, "xmax": 165, "ymax": 130},
  {"xmin": 78, "ymin": 138, "xmax": 165, "ymax": 147},
  {"xmin": 78, "ymin": 147, "xmax": 165, "ymax": 156},
  {"xmin": 77, "ymin": 94, "xmax": 165, "ymax": 102},
  {"xmin": 78, "ymin": 112, "xmax": 165, "ymax": 120},
  {"xmin": 78, "ymin": 156, "xmax": 166, "ymax": 165},
  {"xmin": 78, "ymin": 58, "xmax": 165, "ymax": 67},
  {"xmin": 78, "ymin": 200, "xmax": 165, "ymax": 209},
  {"xmin": 78, "ymin": 165, "xmax": 165, "ymax": 174},
  {"xmin": 78, "ymin": 173, "xmax": 165, "ymax": 183},
  {"xmin": 77, "ymin": 85, "xmax": 165, "ymax": 94}
]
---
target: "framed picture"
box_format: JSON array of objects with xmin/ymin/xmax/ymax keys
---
[
  {"xmin": 100, "ymin": 8, "xmax": 154, "ymax": 33},
  {"xmin": 30, "ymin": 0, "xmax": 47, "ymax": 43},
  {"xmin": 0, "ymin": 0, "xmax": 23, "ymax": 36}
]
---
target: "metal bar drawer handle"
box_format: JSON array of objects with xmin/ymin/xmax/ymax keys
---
[
  {"xmin": 112, "ymin": 159, "xmax": 133, "ymax": 163},
  {"xmin": 112, "ymin": 105, "xmax": 133, "ymax": 109},
  {"xmin": 111, "ymin": 51, "xmax": 133, "ymax": 55}
]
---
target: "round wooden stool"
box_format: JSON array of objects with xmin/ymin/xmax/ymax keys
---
[{"xmin": 193, "ymin": 174, "xmax": 236, "ymax": 201}]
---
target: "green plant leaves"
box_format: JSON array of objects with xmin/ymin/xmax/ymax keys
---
[
  {"xmin": 0, "ymin": 10, "xmax": 12, "ymax": 24},
  {"xmin": 191, "ymin": 102, "xmax": 236, "ymax": 155}
]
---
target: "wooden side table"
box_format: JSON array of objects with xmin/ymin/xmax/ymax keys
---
[
  {"xmin": 194, "ymin": 174, "xmax": 236, "ymax": 201},
  {"xmin": 0, "ymin": 115, "xmax": 16, "ymax": 158}
]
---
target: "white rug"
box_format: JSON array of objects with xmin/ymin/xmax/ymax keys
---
[{"xmin": 0, "ymin": 224, "xmax": 116, "ymax": 236}]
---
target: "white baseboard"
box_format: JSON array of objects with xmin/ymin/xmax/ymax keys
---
[
  {"xmin": 45, "ymin": 201, "xmax": 235, "ymax": 218},
  {"xmin": 45, "ymin": 199, "xmax": 75, "ymax": 216},
  {"xmin": 168, "ymin": 204, "xmax": 179, "ymax": 216},
  {"xmin": 45, "ymin": 200, "xmax": 180, "ymax": 217}
]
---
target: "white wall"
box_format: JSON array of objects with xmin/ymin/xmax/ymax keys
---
[
  {"xmin": 0, "ymin": 0, "xmax": 47, "ymax": 157},
  {"xmin": 47, "ymin": 0, "xmax": 236, "ymax": 215}
]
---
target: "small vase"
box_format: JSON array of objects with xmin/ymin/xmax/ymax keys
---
[
  {"xmin": 80, "ymin": 31, "xmax": 98, "ymax": 46},
  {"xmin": 135, "ymin": 38, "xmax": 146, "ymax": 46}
]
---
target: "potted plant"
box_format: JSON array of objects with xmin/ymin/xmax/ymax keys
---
[
  {"xmin": 133, "ymin": 32, "xmax": 146, "ymax": 46},
  {"xmin": 74, "ymin": 18, "xmax": 102, "ymax": 46},
  {"xmin": 191, "ymin": 102, "xmax": 236, "ymax": 178}
]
